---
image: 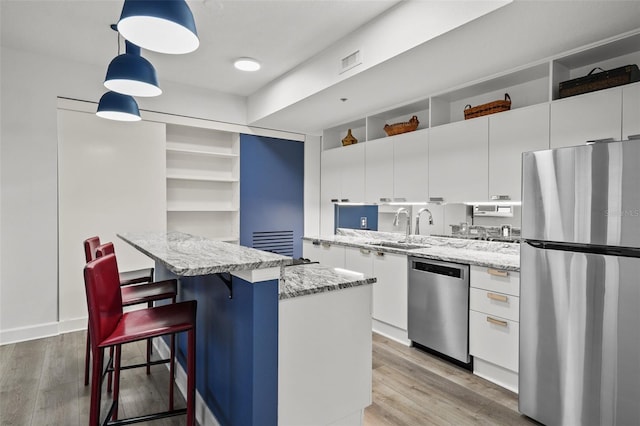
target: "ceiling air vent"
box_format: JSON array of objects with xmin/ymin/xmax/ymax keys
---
[{"xmin": 340, "ymin": 50, "xmax": 362, "ymax": 74}]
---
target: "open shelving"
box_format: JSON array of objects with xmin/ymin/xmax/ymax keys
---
[{"xmin": 166, "ymin": 124, "xmax": 240, "ymax": 242}]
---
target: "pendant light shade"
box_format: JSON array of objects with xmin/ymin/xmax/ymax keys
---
[
  {"xmin": 117, "ymin": 0, "xmax": 199, "ymax": 54},
  {"xmin": 104, "ymin": 41, "xmax": 161, "ymax": 97},
  {"xmin": 96, "ymin": 91, "xmax": 141, "ymax": 122}
]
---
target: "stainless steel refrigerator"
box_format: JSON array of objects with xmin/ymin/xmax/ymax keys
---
[{"xmin": 520, "ymin": 139, "xmax": 640, "ymax": 426}]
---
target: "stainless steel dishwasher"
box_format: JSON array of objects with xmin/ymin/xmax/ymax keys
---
[{"xmin": 408, "ymin": 256, "xmax": 471, "ymax": 366}]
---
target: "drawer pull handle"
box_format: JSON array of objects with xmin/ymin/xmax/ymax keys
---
[
  {"xmin": 376, "ymin": 251, "xmax": 385, "ymax": 257},
  {"xmin": 486, "ymin": 316, "xmax": 508, "ymax": 327},
  {"xmin": 359, "ymin": 248, "xmax": 371, "ymax": 255},
  {"xmin": 487, "ymin": 268, "xmax": 508, "ymax": 277},
  {"xmin": 487, "ymin": 292, "xmax": 508, "ymax": 302},
  {"xmin": 321, "ymin": 242, "xmax": 330, "ymax": 248}
]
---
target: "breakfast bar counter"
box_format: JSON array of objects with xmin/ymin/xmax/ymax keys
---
[{"xmin": 119, "ymin": 231, "xmax": 376, "ymax": 426}]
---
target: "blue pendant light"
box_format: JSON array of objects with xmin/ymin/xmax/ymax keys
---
[
  {"xmin": 96, "ymin": 91, "xmax": 141, "ymax": 122},
  {"xmin": 117, "ymin": 0, "xmax": 199, "ymax": 55},
  {"xmin": 104, "ymin": 40, "xmax": 161, "ymax": 97}
]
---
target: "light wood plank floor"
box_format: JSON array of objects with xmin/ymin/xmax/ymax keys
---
[{"xmin": 1, "ymin": 331, "xmax": 536, "ymax": 425}]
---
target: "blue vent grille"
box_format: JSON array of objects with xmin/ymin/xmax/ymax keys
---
[{"xmin": 252, "ymin": 231, "xmax": 294, "ymax": 257}]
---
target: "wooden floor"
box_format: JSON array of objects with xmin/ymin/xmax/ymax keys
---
[{"xmin": 0, "ymin": 330, "xmax": 536, "ymax": 426}]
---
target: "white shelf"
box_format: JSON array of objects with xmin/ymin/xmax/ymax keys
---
[
  {"xmin": 167, "ymin": 204, "xmax": 238, "ymax": 212},
  {"xmin": 166, "ymin": 147, "xmax": 239, "ymax": 158},
  {"xmin": 166, "ymin": 174, "xmax": 239, "ymax": 183}
]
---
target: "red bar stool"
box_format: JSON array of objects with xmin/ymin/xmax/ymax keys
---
[
  {"xmin": 83, "ymin": 237, "xmax": 177, "ymax": 386},
  {"xmin": 84, "ymin": 253, "xmax": 196, "ymax": 426}
]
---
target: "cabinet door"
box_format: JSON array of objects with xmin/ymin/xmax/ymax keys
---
[
  {"xmin": 393, "ymin": 130, "xmax": 428, "ymax": 202},
  {"xmin": 429, "ymin": 118, "xmax": 489, "ymax": 203},
  {"xmin": 622, "ymin": 82, "xmax": 640, "ymax": 140},
  {"xmin": 320, "ymin": 149, "xmax": 342, "ymax": 235},
  {"xmin": 550, "ymin": 88, "xmax": 622, "ymax": 148},
  {"xmin": 321, "ymin": 148, "xmax": 342, "ymax": 202},
  {"xmin": 489, "ymin": 104, "xmax": 550, "ymax": 201},
  {"xmin": 372, "ymin": 252, "xmax": 408, "ymax": 330},
  {"xmin": 365, "ymin": 139, "xmax": 394, "ymax": 203},
  {"xmin": 320, "ymin": 243, "xmax": 345, "ymax": 269},
  {"xmin": 344, "ymin": 246, "xmax": 373, "ymax": 276},
  {"xmin": 469, "ymin": 310, "xmax": 519, "ymax": 372},
  {"xmin": 303, "ymin": 240, "xmax": 323, "ymax": 263},
  {"xmin": 340, "ymin": 143, "xmax": 365, "ymax": 202}
]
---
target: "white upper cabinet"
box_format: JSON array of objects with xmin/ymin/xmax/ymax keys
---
[
  {"xmin": 550, "ymin": 87, "xmax": 623, "ymax": 148},
  {"xmin": 488, "ymin": 104, "xmax": 550, "ymax": 202},
  {"xmin": 622, "ymin": 82, "xmax": 640, "ymax": 140},
  {"xmin": 365, "ymin": 138, "xmax": 394, "ymax": 203},
  {"xmin": 429, "ymin": 117, "xmax": 489, "ymax": 203},
  {"xmin": 320, "ymin": 147, "xmax": 343, "ymax": 202},
  {"xmin": 340, "ymin": 144, "xmax": 366, "ymax": 201},
  {"xmin": 393, "ymin": 130, "xmax": 429, "ymax": 202}
]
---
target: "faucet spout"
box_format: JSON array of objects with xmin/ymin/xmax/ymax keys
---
[
  {"xmin": 393, "ymin": 208, "xmax": 411, "ymax": 239},
  {"xmin": 415, "ymin": 208, "xmax": 434, "ymax": 235}
]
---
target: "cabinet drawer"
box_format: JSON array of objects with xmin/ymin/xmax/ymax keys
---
[
  {"xmin": 470, "ymin": 288, "xmax": 519, "ymax": 322},
  {"xmin": 470, "ymin": 265, "xmax": 519, "ymax": 296},
  {"xmin": 469, "ymin": 310, "xmax": 519, "ymax": 372}
]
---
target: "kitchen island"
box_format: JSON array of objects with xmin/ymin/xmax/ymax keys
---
[{"xmin": 118, "ymin": 231, "xmax": 375, "ymax": 426}]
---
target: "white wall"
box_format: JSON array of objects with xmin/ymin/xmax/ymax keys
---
[
  {"xmin": 304, "ymin": 135, "xmax": 321, "ymax": 237},
  {"xmin": 0, "ymin": 46, "xmax": 247, "ymax": 344}
]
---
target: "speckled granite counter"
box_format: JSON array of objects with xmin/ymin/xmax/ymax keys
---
[
  {"xmin": 280, "ymin": 263, "xmax": 376, "ymax": 300},
  {"xmin": 118, "ymin": 231, "xmax": 292, "ymax": 276},
  {"xmin": 303, "ymin": 228, "xmax": 520, "ymax": 272}
]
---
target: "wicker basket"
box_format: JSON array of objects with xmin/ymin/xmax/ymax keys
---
[
  {"xmin": 384, "ymin": 115, "xmax": 419, "ymax": 136},
  {"xmin": 464, "ymin": 93, "xmax": 511, "ymax": 120}
]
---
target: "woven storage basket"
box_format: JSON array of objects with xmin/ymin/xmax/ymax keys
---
[
  {"xmin": 464, "ymin": 93, "xmax": 511, "ymax": 120},
  {"xmin": 384, "ymin": 115, "xmax": 419, "ymax": 136}
]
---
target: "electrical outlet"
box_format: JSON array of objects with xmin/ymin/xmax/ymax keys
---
[{"xmin": 360, "ymin": 217, "xmax": 367, "ymax": 229}]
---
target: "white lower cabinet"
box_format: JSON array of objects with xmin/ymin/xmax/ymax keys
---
[
  {"xmin": 469, "ymin": 266, "xmax": 520, "ymax": 392},
  {"xmin": 345, "ymin": 247, "xmax": 409, "ymax": 343}
]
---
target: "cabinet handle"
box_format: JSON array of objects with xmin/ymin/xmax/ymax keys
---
[
  {"xmin": 487, "ymin": 268, "xmax": 508, "ymax": 277},
  {"xmin": 375, "ymin": 251, "xmax": 385, "ymax": 257},
  {"xmin": 341, "ymin": 199, "xmax": 350, "ymax": 202},
  {"xmin": 487, "ymin": 292, "xmax": 508, "ymax": 303},
  {"xmin": 490, "ymin": 195, "xmax": 511, "ymax": 201},
  {"xmin": 429, "ymin": 197, "xmax": 444, "ymax": 203},
  {"xmin": 360, "ymin": 248, "xmax": 371, "ymax": 255},
  {"xmin": 628, "ymin": 134, "xmax": 640, "ymax": 140},
  {"xmin": 330, "ymin": 199, "xmax": 339, "ymax": 203},
  {"xmin": 321, "ymin": 242, "xmax": 330, "ymax": 248},
  {"xmin": 486, "ymin": 316, "xmax": 508, "ymax": 327}
]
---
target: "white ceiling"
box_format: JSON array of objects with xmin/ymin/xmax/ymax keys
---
[
  {"xmin": 2, "ymin": 1, "xmax": 640, "ymax": 135},
  {"xmin": 0, "ymin": 0, "xmax": 401, "ymax": 96}
]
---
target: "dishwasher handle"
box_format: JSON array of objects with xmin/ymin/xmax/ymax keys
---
[{"xmin": 411, "ymin": 259, "xmax": 465, "ymax": 279}]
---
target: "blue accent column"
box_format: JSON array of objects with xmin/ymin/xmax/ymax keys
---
[
  {"xmin": 240, "ymin": 134, "xmax": 304, "ymax": 258},
  {"xmin": 155, "ymin": 263, "xmax": 279, "ymax": 426}
]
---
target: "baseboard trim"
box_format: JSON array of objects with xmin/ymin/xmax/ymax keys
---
[
  {"xmin": 372, "ymin": 319, "xmax": 410, "ymax": 346},
  {"xmin": 153, "ymin": 338, "xmax": 220, "ymax": 426},
  {"xmin": 0, "ymin": 322, "xmax": 59, "ymax": 345}
]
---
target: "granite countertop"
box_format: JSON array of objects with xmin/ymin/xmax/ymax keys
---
[
  {"xmin": 280, "ymin": 263, "xmax": 376, "ymax": 300},
  {"xmin": 303, "ymin": 229, "xmax": 520, "ymax": 272},
  {"xmin": 119, "ymin": 231, "xmax": 292, "ymax": 276}
]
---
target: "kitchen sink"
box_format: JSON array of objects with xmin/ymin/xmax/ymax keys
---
[{"xmin": 366, "ymin": 241, "xmax": 428, "ymax": 250}]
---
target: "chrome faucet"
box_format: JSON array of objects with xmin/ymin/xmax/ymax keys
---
[
  {"xmin": 415, "ymin": 208, "xmax": 434, "ymax": 235},
  {"xmin": 393, "ymin": 208, "xmax": 411, "ymax": 239}
]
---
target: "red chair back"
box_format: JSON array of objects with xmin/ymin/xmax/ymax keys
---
[
  {"xmin": 84, "ymin": 254, "xmax": 124, "ymax": 347},
  {"xmin": 84, "ymin": 236, "xmax": 101, "ymax": 263},
  {"xmin": 96, "ymin": 242, "xmax": 116, "ymax": 258}
]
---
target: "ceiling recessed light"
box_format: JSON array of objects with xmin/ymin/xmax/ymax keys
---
[{"xmin": 234, "ymin": 58, "xmax": 261, "ymax": 72}]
